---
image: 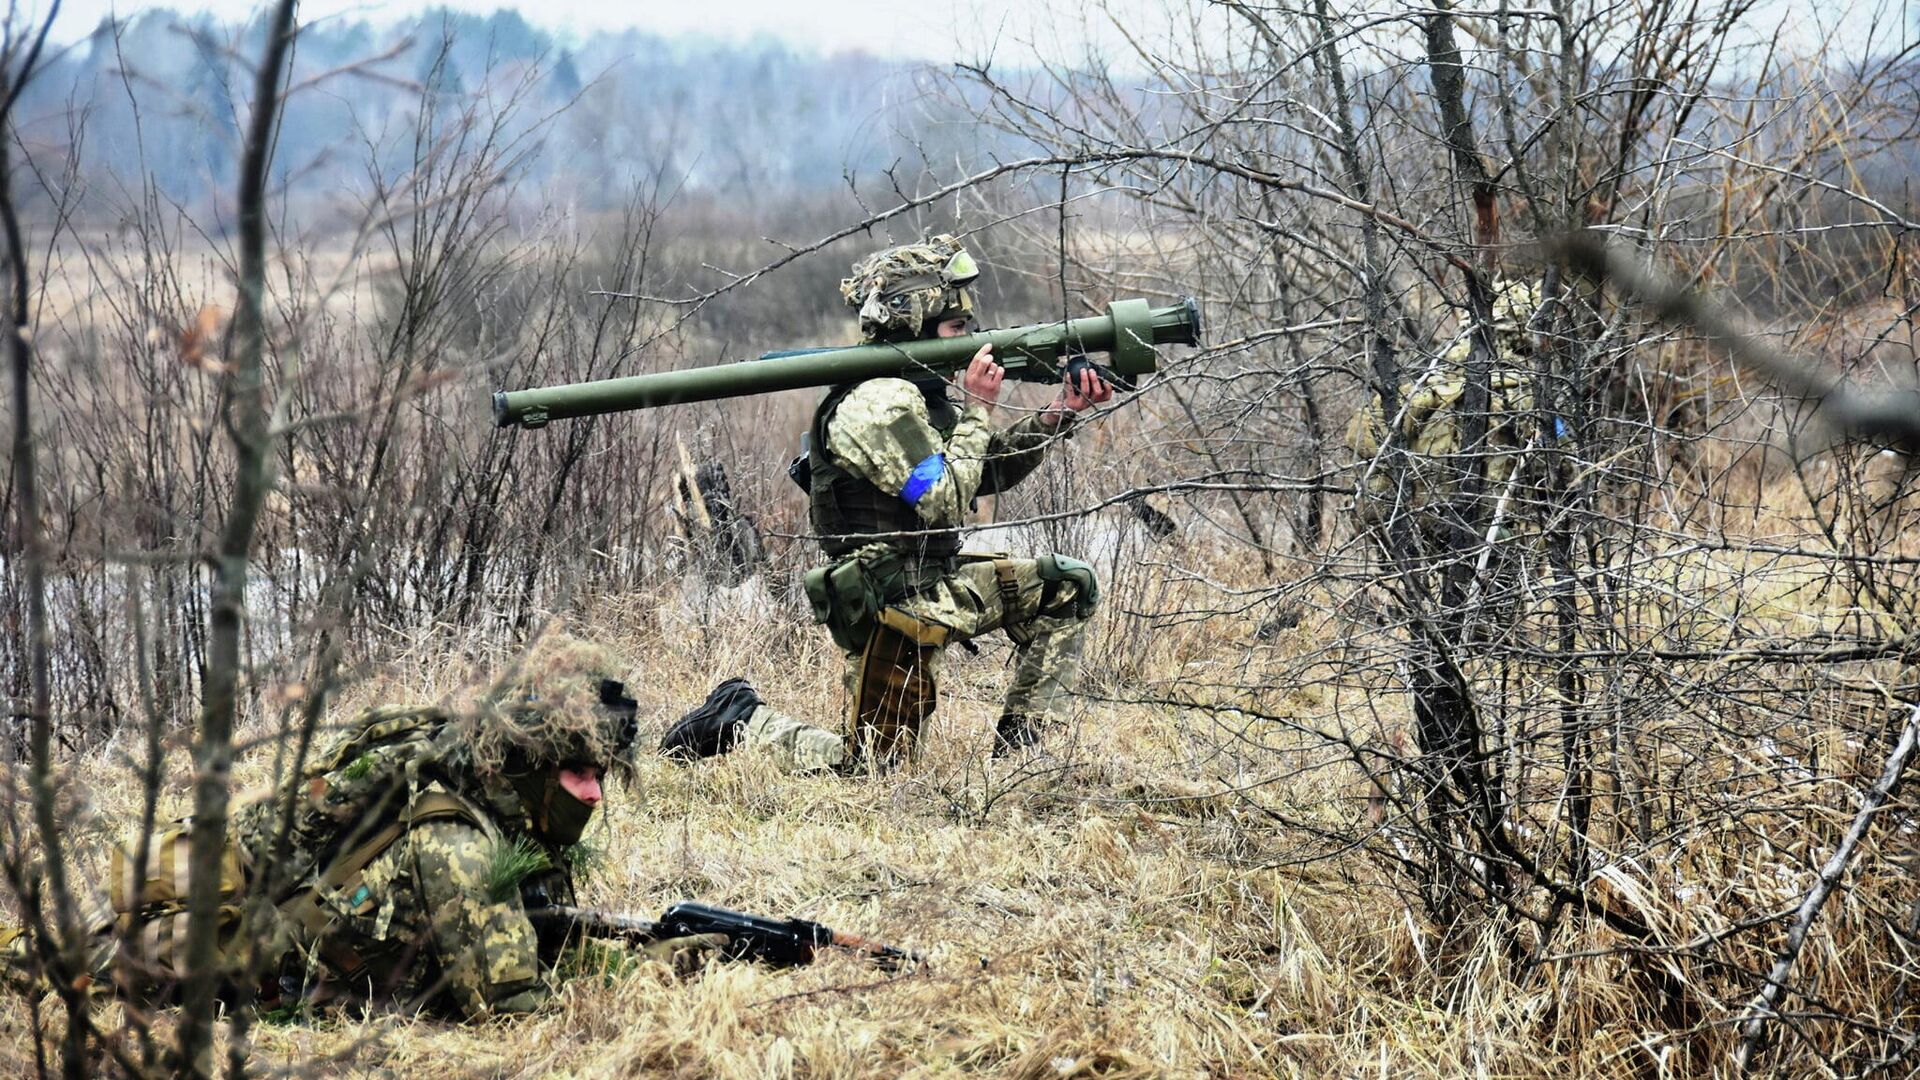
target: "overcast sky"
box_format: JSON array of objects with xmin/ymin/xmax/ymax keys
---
[
  {"xmin": 25, "ymin": 0, "xmax": 1911, "ymax": 64},
  {"xmin": 32, "ymin": 0, "xmax": 1205, "ymax": 62}
]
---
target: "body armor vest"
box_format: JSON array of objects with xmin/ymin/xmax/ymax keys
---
[{"xmin": 809, "ymin": 381, "xmax": 963, "ymax": 562}]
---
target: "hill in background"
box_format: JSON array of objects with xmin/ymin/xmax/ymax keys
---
[{"xmin": 14, "ymin": 7, "xmax": 1017, "ymax": 227}]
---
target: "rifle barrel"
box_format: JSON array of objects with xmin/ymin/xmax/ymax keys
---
[
  {"xmin": 527, "ymin": 904, "xmax": 660, "ymax": 942},
  {"xmin": 830, "ymin": 929, "xmax": 925, "ymax": 971}
]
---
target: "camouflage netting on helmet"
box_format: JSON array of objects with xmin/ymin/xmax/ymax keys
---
[
  {"xmin": 839, "ymin": 233, "xmax": 976, "ymax": 343},
  {"xmin": 459, "ymin": 631, "xmax": 638, "ymax": 781}
]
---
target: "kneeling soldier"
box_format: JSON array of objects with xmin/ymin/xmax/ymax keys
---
[{"xmin": 663, "ymin": 234, "xmax": 1109, "ymax": 770}]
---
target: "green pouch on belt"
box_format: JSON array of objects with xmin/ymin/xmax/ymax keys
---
[
  {"xmin": 802, "ymin": 566, "xmax": 834, "ymax": 625},
  {"xmin": 827, "ymin": 561, "xmax": 878, "ymax": 651}
]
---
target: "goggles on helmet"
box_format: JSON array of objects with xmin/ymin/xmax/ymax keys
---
[
  {"xmin": 599, "ymin": 678, "xmax": 639, "ymax": 758},
  {"xmin": 942, "ymin": 248, "xmax": 979, "ymax": 288}
]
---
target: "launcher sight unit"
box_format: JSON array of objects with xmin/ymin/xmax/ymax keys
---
[{"xmin": 492, "ymin": 297, "xmax": 1202, "ymax": 429}]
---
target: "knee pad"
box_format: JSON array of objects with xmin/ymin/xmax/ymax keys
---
[{"xmin": 1036, "ymin": 554, "xmax": 1099, "ymax": 619}]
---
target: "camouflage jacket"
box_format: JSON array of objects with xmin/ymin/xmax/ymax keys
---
[
  {"xmin": 233, "ymin": 709, "xmax": 579, "ymax": 1018},
  {"xmin": 822, "ymin": 377, "xmax": 1065, "ymax": 531},
  {"xmin": 287, "ymin": 780, "xmax": 574, "ymax": 1017},
  {"xmin": 1346, "ymin": 336, "xmax": 1536, "ymax": 514}
]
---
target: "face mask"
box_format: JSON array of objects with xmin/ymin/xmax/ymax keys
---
[
  {"xmin": 540, "ymin": 783, "xmax": 597, "ymax": 846},
  {"xmin": 510, "ymin": 768, "xmax": 598, "ymax": 845},
  {"xmin": 913, "ymin": 378, "xmax": 952, "ymax": 413}
]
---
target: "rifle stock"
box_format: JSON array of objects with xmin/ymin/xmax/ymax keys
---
[{"xmin": 493, "ymin": 296, "xmax": 1201, "ymax": 429}]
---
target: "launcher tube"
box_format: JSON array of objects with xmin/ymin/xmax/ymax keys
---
[{"xmin": 493, "ymin": 297, "xmax": 1200, "ymax": 428}]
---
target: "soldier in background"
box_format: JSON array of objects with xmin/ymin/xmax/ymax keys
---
[
  {"xmin": 1346, "ymin": 278, "xmax": 1546, "ymax": 542},
  {"xmin": 663, "ymin": 234, "xmax": 1112, "ymax": 770},
  {"xmin": 3, "ymin": 632, "xmax": 722, "ymax": 1018}
]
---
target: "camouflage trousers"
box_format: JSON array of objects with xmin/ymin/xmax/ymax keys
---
[{"xmin": 743, "ymin": 555, "xmax": 1092, "ymax": 770}]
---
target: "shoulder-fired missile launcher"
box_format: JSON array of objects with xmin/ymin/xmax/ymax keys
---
[{"xmin": 493, "ymin": 297, "xmax": 1202, "ymax": 428}]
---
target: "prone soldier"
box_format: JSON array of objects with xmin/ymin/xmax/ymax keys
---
[{"xmin": 3, "ymin": 632, "xmax": 725, "ymax": 1018}]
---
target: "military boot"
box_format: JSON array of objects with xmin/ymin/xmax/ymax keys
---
[
  {"xmin": 659, "ymin": 678, "xmax": 765, "ymax": 761},
  {"xmin": 991, "ymin": 712, "xmax": 1044, "ymax": 758}
]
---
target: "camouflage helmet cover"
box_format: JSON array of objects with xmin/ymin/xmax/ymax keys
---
[
  {"xmin": 1488, "ymin": 278, "xmax": 1542, "ymax": 351},
  {"xmin": 461, "ymin": 631, "xmax": 640, "ymax": 782},
  {"xmin": 839, "ymin": 233, "xmax": 979, "ymax": 342}
]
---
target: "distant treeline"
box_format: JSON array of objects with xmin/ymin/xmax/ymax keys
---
[{"xmin": 13, "ymin": 7, "xmax": 1020, "ymax": 226}]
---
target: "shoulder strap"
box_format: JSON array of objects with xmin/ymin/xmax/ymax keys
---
[
  {"xmin": 810, "ymin": 383, "xmax": 860, "ymax": 467},
  {"xmin": 277, "ymin": 787, "xmax": 485, "ymax": 976}
]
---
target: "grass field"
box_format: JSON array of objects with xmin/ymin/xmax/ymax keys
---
[
  {"xmin": 17, "ymin": 538, "xmax": 1902, "ymax": 1080},
  {"xmin": 0, "ymin": 573, "xmax": 1583, "ymax": 1079}
]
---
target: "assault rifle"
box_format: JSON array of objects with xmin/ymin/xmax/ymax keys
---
[
  {"xmin": 492, "ymin": 297, "xmax": 1202, "ymax": 428},
  {"xmin": 526, "ymin": 901, "xmax": 922, "ymax": 971}
]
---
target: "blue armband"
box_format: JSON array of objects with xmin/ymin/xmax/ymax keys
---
[{"xmin": 900, "ymin": 453, "xmax": 947, "ymax": 505}]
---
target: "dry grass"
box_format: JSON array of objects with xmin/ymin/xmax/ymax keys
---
[
  {"xmin": 15, "ymin": 551, "xmax": 1911, "ymax": 1079},
  {"xmin": 0, "ymin": 578, "xmax": 1587, "ymax": 1078},
  {"xmin": 3, "ymin": 424, "xmax": 1915, "ymax": 1077},
  {"xmin": 4, "ymin": 256, "xmax": 1914, "ymax": 1075}
]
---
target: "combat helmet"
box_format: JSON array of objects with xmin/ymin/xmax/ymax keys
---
[
  {"xmin": 1487, "ymin": 278, "xmax": 1542, "ymax": 356},
  {"xmin": 457, "ymin": 631, "xmax": 640, "ymax": 844},
  {"xmin": 839, "ymin": 233, "xmax": 980, "ymax": 343}
]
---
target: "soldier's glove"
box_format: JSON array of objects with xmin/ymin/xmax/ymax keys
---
[{"xmin": 641, "ymin": 932, "xmax": 730, "ymax": 977}]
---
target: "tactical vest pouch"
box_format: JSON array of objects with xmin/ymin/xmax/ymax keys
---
[
  {"xmin": 803, "ymin": 560, "xmax": 876, "ymax": 652},
  {"xmin": 1036, "ymin": 554, "xmax": 1100, "ymax": 619},
  {"xmin": 825, "ymin": 559, "xmax": 881, "ymax": 653},
  {"xmin": 810, "ymin": 550, "xmax": 957, "ymax": 653},
  {"xmin": 802, "ymin": 566, "xmax": 834, "ymax": 625},
  {"xmin": 110, "ymin": 824, "xmax": 247, "ymax": 915}
]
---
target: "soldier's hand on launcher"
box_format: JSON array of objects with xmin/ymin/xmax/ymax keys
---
[
  {"xmin": 1044, "ymin": 361, "xmax": 1113, "ymax": 426},
  {"xmin": 960, "ymin": 342, "xmax": 1005, "ymax": 413}
]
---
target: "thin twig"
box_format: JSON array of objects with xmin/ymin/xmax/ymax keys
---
[{"xmin": 1733, "ymin": 700, "xmax": 1920, "ymax": 1071}]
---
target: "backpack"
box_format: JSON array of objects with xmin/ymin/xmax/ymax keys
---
[
  {"xmin": 89, "ymin": 707, "xmax": 481, "ymax": 994},
  {"xmin": 244, "ymin": 705, "xmax": 459, "ymax": 898},
  {"xmin": 247, "ymin": 705, "xmax": 485, "ymax": 985}
]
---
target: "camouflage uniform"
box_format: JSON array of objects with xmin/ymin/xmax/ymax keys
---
[
  {"xmin": 746, "ymin": 235, "xmax": 1098, "ymax": 766},
  {"xmin": 250, "ymin": 635, "xmax": 639, "ymax": 1016},
  {"xmin": 1346, "ymin": 278, "xmax": 1544, "ymax": 534},
  {"xmin": 233, "ymin": 736, "xmax": 583, "ymax": 1017},
  {"xmin": 4, "ymin": 634, "xmax": 643, "ymax": 1019}
]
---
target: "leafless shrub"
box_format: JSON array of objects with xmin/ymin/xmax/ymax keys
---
[
  {"xmin": 3, "ymin": 1, "xmax": 1917, "ymax": 1075},
  {"xmin": 928, "ymin": 2, "xmax": 1920, "ymax": 1072}
]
